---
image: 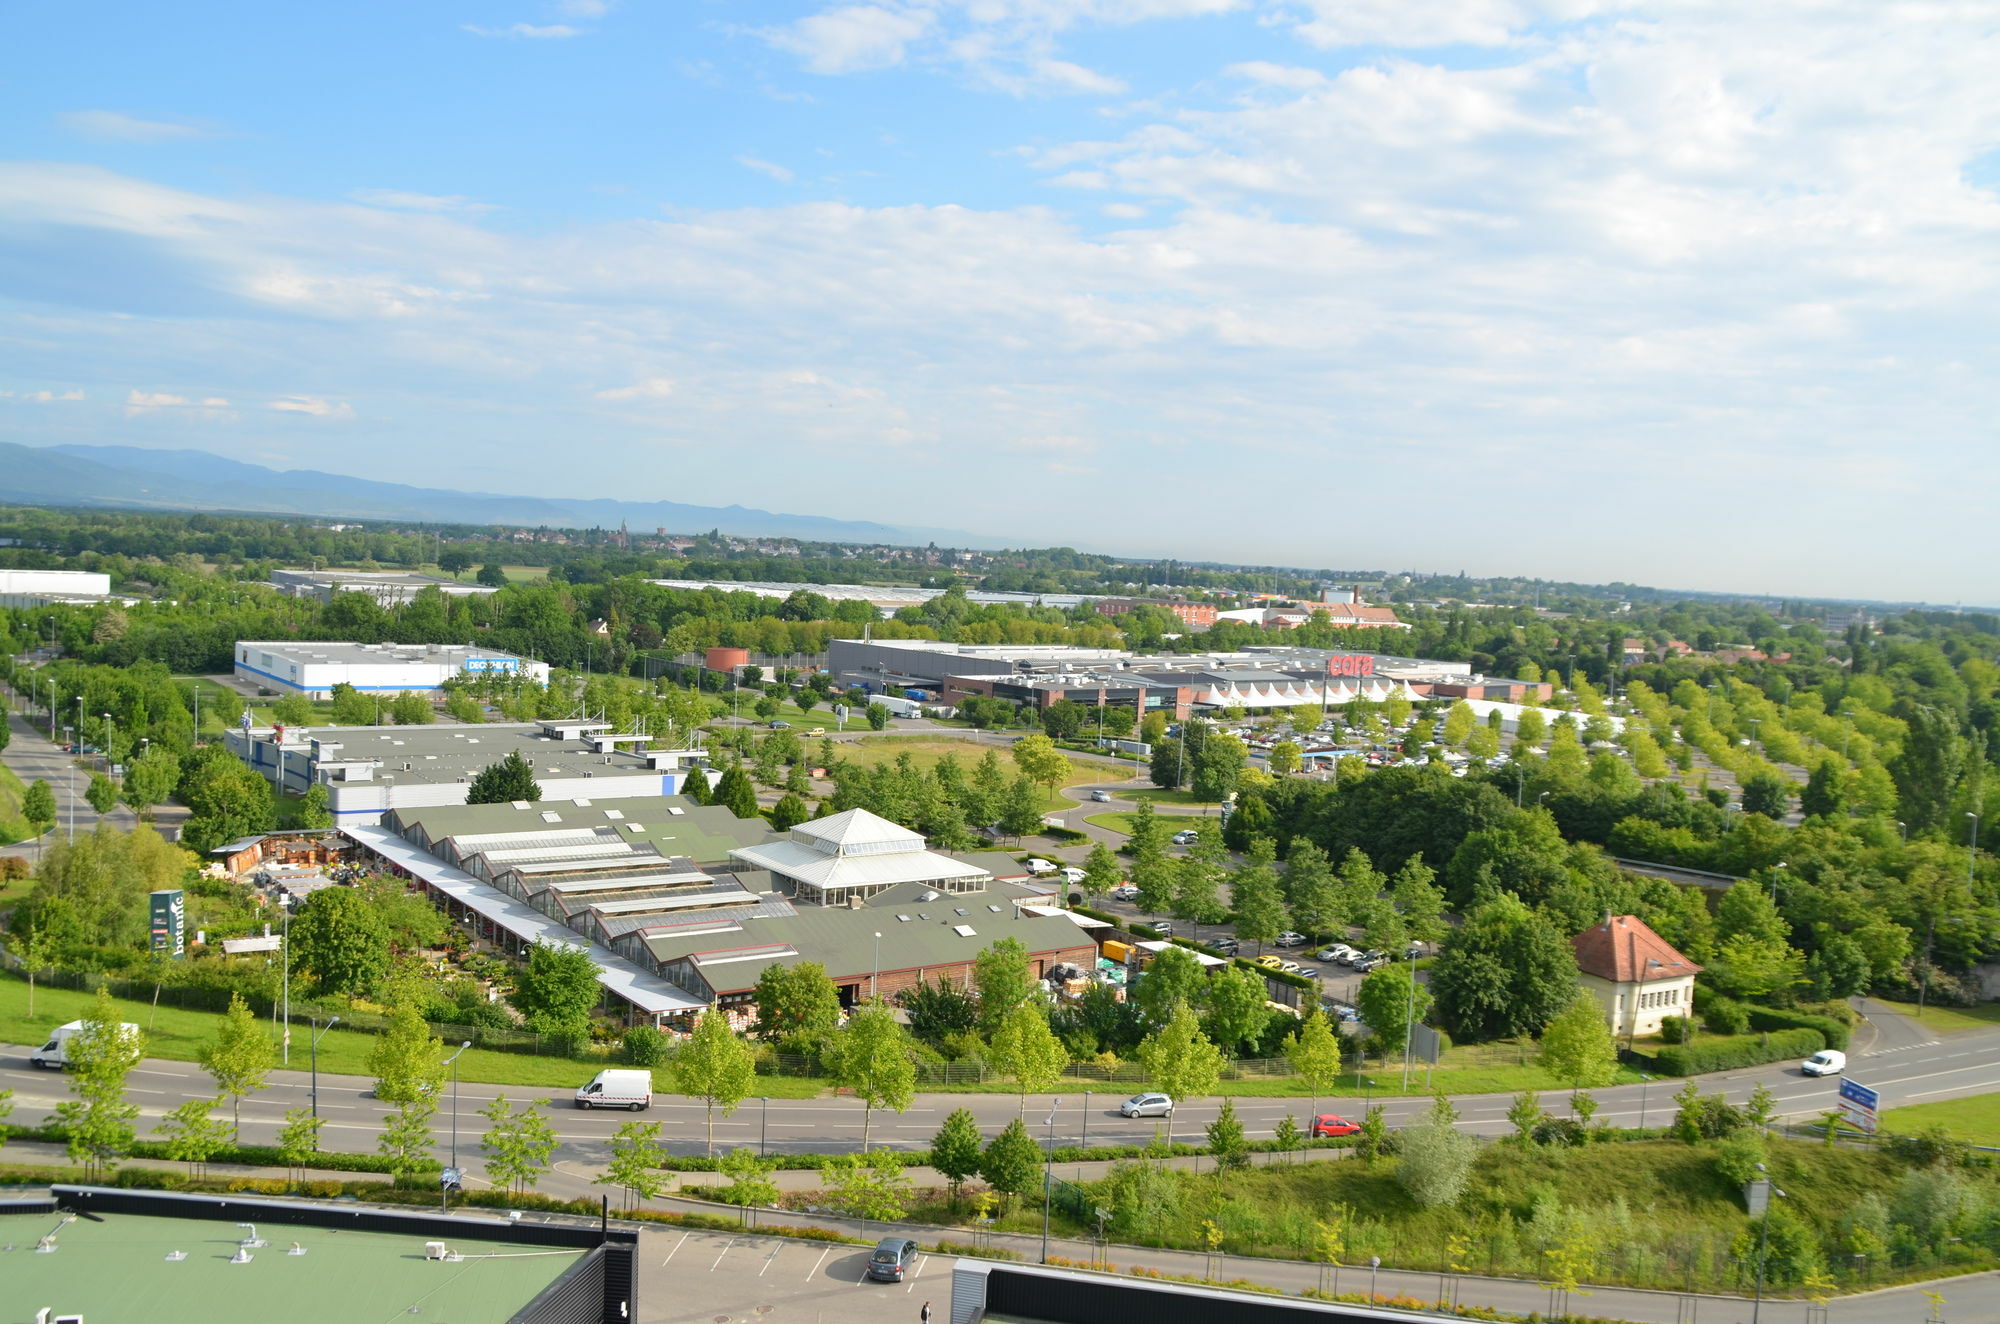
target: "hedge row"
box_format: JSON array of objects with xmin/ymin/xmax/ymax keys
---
[
  {"xmin": 1650, "ymin": 1027, "xmax": 1825, "ymax": 1076},
  {"xmin": 657, "ymin": 1134, "xmax": 1356, "ymax": 1172},
  {"xmin": 1745, "ymin": 1005, "xmax": 1850, "ymax": 1051},
  {"xmin": 1, "ymin": 1123, "xmax": 439, "ymax": 1176}
]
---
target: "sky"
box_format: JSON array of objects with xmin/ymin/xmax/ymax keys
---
[{"xmin": 2, "ymin": 2, "xmax": 1997, "ymax": 603}]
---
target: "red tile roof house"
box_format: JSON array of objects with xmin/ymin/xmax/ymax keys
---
[{"xmin": 1571, "ymin": 913, "xmax": 1702, "ymax": 1040}]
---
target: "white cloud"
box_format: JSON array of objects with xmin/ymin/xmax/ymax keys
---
[
  {"xmin": 59, "ymin": 110, "xmax": 210, "ymax": 143},
  {"xmin": 0, "ymin": 389, "xmax": 85, "ymax": 403},
  {"xmin": 269, "ymin": 396, "xmax": 356, "ymax": 419},
  {"xmin": 125, "ymin": 390, "xmax": 234, "ymax": 419},
  {"xmin": 462, "ymin": 22, "xmax": 581, "ymax": 38},
  {"xmin": 560, "ymin": 0, "xmax": 613, "ymax": 13},
  {"xmin": 736, "ymin": 156, "xmax": 796, "ymax": 183},
  {"xmin": 350, "ymin": 188, "xmax": 497, "ymax": 213},
  {"xmin": 596, "ymin": 377, "xmax": 676, "ymax": 401},
  {"xmin": 767, "ymin": 6, "xmax": 935, "ymax": 74}
]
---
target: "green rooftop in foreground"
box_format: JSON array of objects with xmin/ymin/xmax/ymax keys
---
[{"xmin": 1, "ymin": 1210, "xmax": 584, "ymax": 1324}]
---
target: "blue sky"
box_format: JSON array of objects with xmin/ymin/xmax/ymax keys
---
[{"xmin": 3, "ymin": 1, "xmax": 1997, "ymax": 601}]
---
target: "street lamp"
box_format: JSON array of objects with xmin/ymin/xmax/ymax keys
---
[
  {"xmin": 309, "ymin": 1016, "xmax": 340, "ymax": 1121},
  {"xmin": 871, "ymin": 932, "xmax": 882, "ymax": 1000},
  {"xmin": 1637, "ymin": 1074, "xmax": 1653, "ymax": 1131},
  {"xmin": 759, "ymin": 1096, "xmax": 769, "ymax": 1157},
  {"xmin": 445, "ymin": 1041, "xmax": 472, "ymax": 1169},
  {"xmin": 101, "ymin": 712, "xmax": 114, "ymax": 774},
  {"xmin": 1751, "ymin": 1163, "xmax": 1786, "ymax": 1324},
  {"xmin": 1767, "ymin": 861, "xmax": 1787, "ymax": 902},
  {"xmin": 280, "ymin": 900, "xmax": 292, "ymax": 1064},
  {"xmin": 1040, "ymin": 1097, "xmax": 1062, "ymax": 1264}
]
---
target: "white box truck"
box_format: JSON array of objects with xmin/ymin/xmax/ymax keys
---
[
  {"xmin": 31, "ymin": 1020, "xmax": 140, "ymax": 1069},
  {"xmin": 575, "ymin": 1068, "xmax": 653, "ymax": 1111}
]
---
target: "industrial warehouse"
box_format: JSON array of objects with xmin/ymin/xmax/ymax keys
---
[{"xmin": 233, "ymin": 639, "xmax": 551, "ymax": 697}]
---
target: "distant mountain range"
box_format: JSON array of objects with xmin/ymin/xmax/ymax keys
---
[{"xmin": 0, "ymin": 441, "xmax": 981, "ymax": 546}]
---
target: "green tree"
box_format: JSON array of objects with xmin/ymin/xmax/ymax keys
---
[
  {"xmin": 1172, "ymin": 829, "xmax": 1229, "ymax": 935},
  {"xmin": 272, "ymin": 692, "xmax": 315, "ymax": 726},
  {"xmin": 997, "ymin": 776, "xmax": 1044, "ymax": 838},
  {"xmin": 1137, "ymin": 1001, "xmax": 1223, "ymax": 1143},
  {"xmin": 1192, "ymin": 734, "xmax": 1247, "ymax": 802},
  {"xmin": 1507, "ymin": 1090, "xmax": 1546, "ymax": 1143},
  {"xmin": 600, "ymin": 1120, "xmax": 669, "ymax": 1210},
  {"xmin": 1741, "ymin": 771, "xmax": 1791, "ymax": 819},
  {"xmin": 1430, "ymin": 894, "xmax": 1581, "ymax": 1042},
  {"xmin": 1514, "ymin": 707, "xmax": 1547, "ymax": 748},
  {"xmin": 829, "ymin": 1147, "xmax": 913, "ymax": 1220},
  {"xmin": 990, "ymin": 1004, "xmax": 1069, "ymax": 1113},
  {"xmin": 713, "ymin": 765, "xmax": 760, "ymax": 818},
  {"xmin": 277, "ymin": 1106, "xmax": 325, "ymax": 1179},
  {"xmin": 766, "ymin": 791, "xmax": 810, "ymax": 831},
  {"xmin": 751, "ymin": 961, "xmax": 841, "ymax": 1052},
  {"xmin": 1132, "ymin": 944, "xmax": 1209, "ymax": 1024},
  {"xmin": 1230, "ymin": 839, "xmax": 1287, "ymax": 951},
  {"xmin": 200, "ymin": 991, "xmax": 276, "ymax": 1142},
  {"xmin": 378, "ymin": 1094, "xmax": 437, "ymax": 1177},
  {"xmin": 974, "ymin": 936, "xmax": 1037, "ymax": 1035},
  {"xmin": 329, "ymin": 683, "xmax": 378, "ymax": 725},
  {"xmin": 1203, "ymin": 966, "xmax": 1271, "ymax": 1053},
  {"xmin": 1268, "ymin": 740, "xmax": 1303, "ymax": 775},
  {"xmin": 84, "ymin": 772, "xmax": 120, "ymax": 816},
  {"xmin": 930, "ymin": 1107, "xmax": 984, "ymax": 1207},
  {"xmin": 1207, "ymin": 1099, "xmax": 1250, "ymax": 1170},
  {"xmin": 1356, "ymin": 964, "xmax": 1432, "ymax": 1061},
  {"xmin": 1394, "ymin": 1109, "xmax": 1477, "ymax": 1208},
  {"xmin": 509, "ymin": 939, "xmax": 602, "ymax": 1038},
  {"xmin": 1080, "ymin": 842, "xmax": 1121, "ymax": 907},
  {"xmin": 291, "ymin": 885, "xmax": 393, "ymax": 995},
  {"xmin": 477, "ymin": 563, "xmax": 508, "ymax": 587},
  {"xmin": 865, "ymin": 701, "xmax": 891, "ymax": 730},
  {"xmin": 51, "ymin": 990, "xmax": 143, "ymax": 1180},
  {"xmin": 717, "ymin": 1146, "xmax": 782, "ymax": 1220},
  {"xmin": 1442, "ymin": 701, "xmax": 1476, "ymax": 748},
  {"xmin": 1800, "ymin": 758, "xmax": 1845, "ymax": 819},
  {"xmin": 388, "ymin": 691, "xmax": 433, "ymax": 725},
  {"xmin": 1282, "ymin": 840, "xmax": 1341, "ymax": 939},
  {"xmin": 669, "ymin": 1009, "xmax": 756, "ymax": 1155},
  {"xmin": 1011, "ymin": 734, "xmax": 1071, "ymax": 798},
  {"xmin": 1285, "ymin": 1010, "xmax": 1344, "ymax": 1119},
  {"xmin": 824, "ymin": 1000, "xmax": 916, "ymax": 1150},
  {"xmin": 156, "ymin": 1096, "xmax": 232, "ymax": 1178},
  {"xmin": 176, "ymin": 749, "xmax": 275, "ymax": 854},
  {"xmin": 366, "ymin": 1001, "xmax": 445, "ymax": 1104},
  {"xmin": 1355, "ymin": 1104, "xmax": 1390, "ymax": 1163},
  {"xmin": 1388, "ymin": 858, "xmax": 1448, "ymax": 947},
  {"xmin": 978, "ymin": 1117, "xmax": 1044, "ymax": 1208},
  {"xmin": 290, "ymin": 781, "xmax": 332, "ymax": 829},
  {"xmin": 479, "ymin": 1095, "xmax": 559, "ymax": 1194},
  {"xmin": 1889, "ymin": 703, "xmax": 1964, "ymax": 836},
  {"xmin": 467, "ymin": 749, "xmax": 542, "ymax": 804},
  {"xmin": 22, "ymin": 779, "xmax": 57, "ymax": 840},
  {"xmin": 1537, "ymin": 990, "xmax": 1619, "ymax": 1092}
]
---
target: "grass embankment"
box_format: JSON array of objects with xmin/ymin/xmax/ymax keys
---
[
  {"xmin": 808, "ymin": 1138, "xmax": 1988, "ymax": 1295},
  {"xmin": 1121, "ymin": 788, "xmax": 1222, "ymax": 808},
  {"xmin": 1882, "ymin": 1094, "xmax": 2000, "ymax": 1146},
  {"xmin": 0, "ymin": 977, "xmax": 823, "ymax": 1096},
  {"xmin": 1868, "ymin": 999, "xmax": 2000, "ymax": 1035},
  {"xmin": 0, "ymin": 756, "xmax": 31, "ymax": 845}
]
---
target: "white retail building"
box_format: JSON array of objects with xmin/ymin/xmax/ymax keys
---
[{"xmin": 233, "ymin": 640, "xmax": 551, "ymax": 697}]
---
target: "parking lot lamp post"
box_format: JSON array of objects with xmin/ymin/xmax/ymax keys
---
[
  {"xmin": 1637, "ymin": 1074, "xmax": 1653, "ymax": 1131},
  {"xmin": 760, "ymin": 1096, "xmax": 769, "ymax": 1157},
  {"xmin": 309, "ymin": 1016, "xmax": 339, "ymax": 1121},
  {"xmin": 1081, "ymin": 1093, "xmax": 1090, "ymax": 1151},
  {"xmin": 1040, "ymin": 1098, "xmax": 1061, "ymax": 1264},
  {"xmin": 1751, "ymin": 1164, "xmax": 1785, "ymax": 1324},
  {"xmin": 102, "ymin": 712, "xmax": 114, "ymax": 774},
  {"xmin": 871, "ymin": 932, "xmax": 882, "ymax": 1000}
]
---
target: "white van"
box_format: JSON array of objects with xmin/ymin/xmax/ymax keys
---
[
  {"xmin": 576, "ymin": 1068, "xmax": 654, "ymax": 1111},
  {"xmin": 1024, "ymin": 858, "xmax": 1058, "ymax": 876},
  {"xmin": 31, "ymin": 1020, "xmax": 140, "ymax": 1069}
]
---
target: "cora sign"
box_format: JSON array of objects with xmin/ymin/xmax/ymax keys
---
[{"xmin": 1325, "ymin": 655, "xmax": 1377, "ymax": 677}]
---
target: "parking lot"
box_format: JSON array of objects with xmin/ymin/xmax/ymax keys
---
[{"xmin": 639, "ymin": 1227, "xmax": 945, "ymax": 1324}]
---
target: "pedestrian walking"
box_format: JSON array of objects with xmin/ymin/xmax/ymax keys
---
[{"xmin": 920, "ymin": 1303, "xmax": 932, "ymax": 1324}]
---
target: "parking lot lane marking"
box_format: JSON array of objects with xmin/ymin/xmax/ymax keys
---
[
  {"xmin": 807, "ymin": 1246, "xmax": 831, "ymax": 1281},
  {"xmin": 760, "ymin": 1245, "xmax": 781, "ymax": 1276},
  {"xmin": 713, "ymin": 1238, "xmax": 739, "ymax": 1271},
  {"xmin": 661, "ymin": 1231, "xmax": 692, "ymax": 1265},
  {"xmin": 906, "ymin": 1255, "xmax": 927, "ymax": 1291}
]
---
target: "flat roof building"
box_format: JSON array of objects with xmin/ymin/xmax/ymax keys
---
[
  {"xmin": 234, "ymin": 640, "xmax": 551, "ymax": 697},
  {"xmin": 270, "ymin": 567, "xmax": 499, "ymax": 605},
  {"xmin": 0, "ymin": 566, "xmax": 119, "ymax": 608},
  {"xmin": 226, "ymin": 719, "xmax": 700, "ymax": 824}
]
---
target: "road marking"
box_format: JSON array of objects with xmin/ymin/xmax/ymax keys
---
[
  {"xmin": 906, "ymin": 1255, "xmax": 927, "ymax": 1291},
  {"xmin": 759, "ymin": 1245, "xmax": 781, "ymax": 1276},
  {"xmin": 807, "ymin": 1247, "xmax": 831, "ymax": 1281},
  {"xmin": 712, "ymin": 1238, "xmax": 737, "ymax": 1271},
  {"xmin": 661, "ymin": 1231, "xmax": 691, "ymax": 1265}
]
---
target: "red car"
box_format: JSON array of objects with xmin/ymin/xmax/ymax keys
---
[{"xmin": 1311, "ymin": 1113, "xmax": 1360, "ymax": 1138}]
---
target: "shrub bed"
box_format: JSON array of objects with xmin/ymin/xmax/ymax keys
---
[
  {"xmin": 1, "ymin": 1123, "xmax": 439, "ymax": 1175},
  {"xmin": 1651, "ymin": 1026, "xmax": 1824, "ymax": 1076},
  {"xmin": 1746, "ymin": 1005, "xmax": 1850, "ymax": 1050}
]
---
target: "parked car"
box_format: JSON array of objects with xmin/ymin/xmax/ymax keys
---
[
  {"xmin": 1279, "ymin": 960, "xmax": 1304, "ymax": 975},
  {"xmin": 1294, "ymin": 966, "xmax": 1318, "ymax": 978},
  {"xmin": 1802, "ymin": 1049, "xmax": 1846, "ymax": 1077},
  {"xmin": 1349, "ymin": 955, "xmax": 1382, "ymax": 972},
  {"xmin": 1110, "ymin": 884, "xmax": 1139, "ymax": 901},
  {"xmin": 1210, "ymin": 937, "xmax": 1239, "ymax": 953},
  {"xmin": 1151, "ymin": 921, "xmax": 1174, "ymax": 936},
  {"xmin": 1310, "ymin": 1113, "xmax": 1360, "ymax": 1138},
  {"xmin": 867, "ymin": 1237, "xmax": 920, "ymax": 1282},
  {"xmin": 1091, "ymin": 789, "xmax": 1114, "ymax": 802},
  {"xmin": 1255, "ymin": 955, "xmax": 1285, "ymax": 970},
  {"xmin": 1059, "ymin": 866, "xmax": 1086, "ymax": 884},
  {"xmin": 1119, "ymin": 1092, "xmax": 1175, "ymax": 1118},
  {"xmin": 1171, "ymin": 829, "xmax": 1200, "ymax": 845},
  {"xmin": 1275, "ymin": 931, "xmax": 1307, "ymax": 947},
  {"xmin": 1317, "ymin": 945, "xmax": 1355, "ymax": 963}
]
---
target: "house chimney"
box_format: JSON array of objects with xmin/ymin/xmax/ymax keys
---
[
  {"xmin": 1603, "ymin": 911, "xmax": 1614, "ymax": 930},
  {"xmin": 1352, "ymin": 585, "xmax": 1361, "ymax": 606}
]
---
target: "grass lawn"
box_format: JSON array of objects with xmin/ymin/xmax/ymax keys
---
[
  {"xmin": 833, "ymin": 736, "xmax": 1102, "ymax": 811},
  {"xmin": 1123, "ymin": 787, "xmax": 1222, "ymax": 808},
  {"xmin": 1868, "ymin": 999, "xmax": 2000, "ymax": 1035},
  {"xmin": 1084, "ymin": 812, "xmax": 1138, "ymax": 837},
  {"xmin": 0, "ymin": 976, "xmax": 823, "ymax": 1096},
  {"xmin": 1881, "ymin": 1094, "xmax": 2000, "ymax": 1146}
]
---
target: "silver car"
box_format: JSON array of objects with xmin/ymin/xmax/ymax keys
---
[{"xmin": 1119, "ymin": 1092, "xmax": 1174, "ymax": 1118}]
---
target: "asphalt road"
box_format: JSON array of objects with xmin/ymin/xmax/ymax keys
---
[{"xmin": 3, "ymin": 1004, "xmax": 1993, "ymax": 1166}]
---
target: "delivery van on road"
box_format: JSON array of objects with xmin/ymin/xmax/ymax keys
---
[
  {"xmin": 575, "ymin": 1068, "xmax": 654, "ymax": 1110},
  {"xmin": 31, "ymin": 1020, "xmax": 141, "ymax": 1069}
]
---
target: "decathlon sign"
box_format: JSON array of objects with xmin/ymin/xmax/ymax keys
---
[{"xmin": 1325, "ymin": 655, "xmax": 1377, "ymax": 678}]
